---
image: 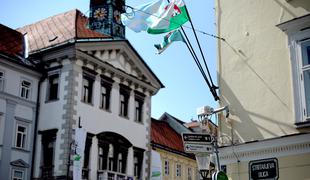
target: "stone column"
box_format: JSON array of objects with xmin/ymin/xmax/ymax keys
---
[
  {"xmin": 90, "ymin": 136, "xmax": 98, "ymax": 180},
  {"xmin": 126, "ymin": 147, "xmax": 134, "ymax": 176}
]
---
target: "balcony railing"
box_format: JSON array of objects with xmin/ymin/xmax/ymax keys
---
[{"xmin": 98, "ymin": 170, "xmax": 134, "ymax": 180}]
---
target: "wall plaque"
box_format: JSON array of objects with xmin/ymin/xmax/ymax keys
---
[{"xmin": 249, "ymin": 158, "xmax": 279, "ymax": 180}]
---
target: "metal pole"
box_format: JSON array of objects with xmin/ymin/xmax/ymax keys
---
[{"xmin": 213, "ymin": 137, "xmax": 221, "ymax": 171}]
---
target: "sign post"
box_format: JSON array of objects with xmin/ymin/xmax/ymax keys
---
[{"xmin": 182, "ymin": 133, "xmax": 213, "ymax": 153}]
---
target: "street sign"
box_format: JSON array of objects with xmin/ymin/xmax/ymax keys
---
[
  {"xmin": 182, "ymin": 133, "xmax": 213, "ymax": 144},
  {"xmin": 184, "ymin": 143, "xmax": 213, "ymax": 153},
  {"xmin": 249, "ymin": 158, "xmax": 279, "ymax": 180}
]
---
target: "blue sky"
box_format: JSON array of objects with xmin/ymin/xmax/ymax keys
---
[{"xmin": 0, "ymin": 0, "xmax": 218, "ymax": 122}]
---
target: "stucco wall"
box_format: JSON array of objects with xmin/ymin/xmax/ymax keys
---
[
  {"xmin": 225, "ymin": 153, "xmax": 310, "ymax": 180},
  {"xmin": 155, "ymin": 148, "xmax": 197, "ymax": 180},
  {"xmin": 216, "ymin": 0, "xmax": 310, "ymax": 142}
]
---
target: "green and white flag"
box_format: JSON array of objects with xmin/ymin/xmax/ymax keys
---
[
  {"xmin": 147, "ymin": 0, "xmax": 189, "ymax": 34},
  {"xmin": 121, "ymin": 0, "xmax": 189, "ymax": 34},
  {"xmin": 154, "ymin": 29, "xmax": 185, "ymax": 54}
]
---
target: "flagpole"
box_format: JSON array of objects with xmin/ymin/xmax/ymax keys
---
[
  {"xmin": 164, "ymin": 0, "xmax": 219, "ymax": 100},
  {"xmin": 180, "ymin": 27, "xmax": 219, "ymax": 101},
  {"xmin": 181, "ymin": 1, "xmax": 219, "ymax": 100}
]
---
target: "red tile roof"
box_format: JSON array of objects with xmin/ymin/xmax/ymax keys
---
[
  {"xmin": 0, "ymin": 24, "xmax": 24, "ymax": 56},
  {"xmin": 17, "ymin": 9, "xmax": 110, "ymax": 53},
  {"xmin": 151, "ymin": 119, "xmax": 185, "ymax": 152}
]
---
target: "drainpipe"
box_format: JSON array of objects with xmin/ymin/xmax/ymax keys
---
[{"xmin": 30, "ymin": 63, "xmax": 47, "ymax": 179}]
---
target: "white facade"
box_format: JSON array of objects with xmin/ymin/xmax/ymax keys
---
[
  {"xmin": 32, "ymin": 41, "xmax": 162, "ymax": 180},
  {"xmin": 0, "ymin": 54, "xmax": 40, "ymax": 180}
]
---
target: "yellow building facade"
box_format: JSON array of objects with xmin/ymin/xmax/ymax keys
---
[
  {"xmin": 154, "ymin": 148, "xmax": 198, "ymax": 180},
  {"xmin": 215, "ymin": 0, "xmax": 310, "ymax": 179}
]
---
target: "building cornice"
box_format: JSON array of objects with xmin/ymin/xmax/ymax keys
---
[
  {"xmin": 218, "ymin": 133, "xmax": 310, "ymax": 164},
  {"xmin": 76, "ymin": 50, "xmax": 159, "ymax": 95}
]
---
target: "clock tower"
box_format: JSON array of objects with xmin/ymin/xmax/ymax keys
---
[{"xmin": 89, "ymin": 0, "xmax": 125, "ymax": 39}]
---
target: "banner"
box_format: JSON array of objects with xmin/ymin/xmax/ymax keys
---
[{"xmin": 73, "ymin": 128, "xmax": 87, "ymax": 180}]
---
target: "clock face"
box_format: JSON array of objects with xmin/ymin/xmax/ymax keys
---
[
  {"xmin": 94, "ymin": 8, "xmax": 107, "ymax": 21},
  {"xmin": 114, "ymin": 10, "xmax": 122, "ymax": 24}
]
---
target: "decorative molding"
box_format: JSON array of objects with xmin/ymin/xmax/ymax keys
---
[
  {"xmin": 0, "ymin": 91, "xmax": 36, "ymax": 107},
  {"xmin": 15, "ymin": 116, "xmax": 32, "ymax": 123},
  {"xmin": 219, "ymin": 133, "xmax": 310, "ymax": 164}
]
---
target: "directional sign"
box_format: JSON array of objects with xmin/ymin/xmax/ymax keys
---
[
  {"xmin": 184, "ymin": 143, "xmax": 213, "ymax": 153},
  {"xmin": 182, "ymin": 133, "xmax": 213, "ymax": 144}
]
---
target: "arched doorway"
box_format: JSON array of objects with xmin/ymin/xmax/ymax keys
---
[{"xmin": 96, "ymin": 132, "xmax": 133, "ymax": 179}]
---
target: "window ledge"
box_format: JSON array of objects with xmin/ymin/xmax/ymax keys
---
[
  {"xmin": 45, "ymin": 98, "xmax": 59, "ymax": 104},
  {"xmin": 99, "ymin": 108, "xmax": 112, "ymax": 113},
  {"xmin": 81, "ymin": 101, "xmax": 94, "ymax": 106},
  {"xmin": 12, "ymin": 147, "xmax": 30, "ymax": 153},
  {"xmin": 295, "ymin": 120, "xmax": 310, "ymax": 129},
  {"xmin": 119, "ymin": 115, "xmax": 129, "ymax": 120},
  {"xmin": 134, "ymin": 120, "xmax": 144, "ymax": 125}
]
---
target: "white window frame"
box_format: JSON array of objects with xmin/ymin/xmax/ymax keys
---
[
  {"xmin": 20, "ymin": 79, "xmax": 31, "ymax": 100},
  {"xmin": 291, "ymin": 32, "xmax": 310, "ymax": 123},
  {"xmin": 278, "ymin": 15, "xmax": 310, "ymax": 126},
  {"xmin": 15, "ymin": 124, "xmax": 27, "ymax": 149},
  {"xmin": 11, "ymin": 168, "xmax": 25, "ymax": 180},
  {"xmin": 0, "ymin": 70, "xmax": 5, "ymax": 91}
]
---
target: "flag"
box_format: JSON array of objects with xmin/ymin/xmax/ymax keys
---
[
  {"xmin": 154, "ymin": 29, "xmax": 185, "ymax": 54},
  {"xmin": 121, "ymin": 0, "xmax": 167, "ymax": 33},
  {"xmin": 121, "ymin": 0, "xmax": 189, "ymax": 34},
  {"xmin": 147, "ymin": 0, "xmax": 189, "ymax": 34}
]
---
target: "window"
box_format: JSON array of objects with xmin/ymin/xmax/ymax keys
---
[
  {"xmin": 0, "ymin": 71, "xmax": 4, "ymax": 91},
  {"xmin": 108, "ymin": 144, "xmax": 114, "ymax": 171},
  {"xmin": 82, "ymin": 134, "xmax": 93, "ymax": 179},
  {"xmin": 12, "ymin": 169, "xmax": 24, "ymax": 180},
  {"xmin": 20, "ymin": 80, "xmax": 31, "ymax": 99},
  {"xmin": 98, "ymin": 146, "xmax": 105, "ymax": 170},
  {"xmin": 134, "ymin": 91, "xmax": 145, "ymax": 123},
  {"xmin": 277, "ymin": 15, "xmax": 310, "ymax": 125},
  {"xmin": 15, "ymin": 124, "xmax": 27, "ymax": 149},
  {"xmin": 119, "ymin": 85, "xmax": 130, "ymax": 117},
  {"xmin": 100, "ymin": 82, "xmax": 112, "ymax": 110},
  {"xmin": 164, "ymin": 160, "xmax": 169, "ymax": 175},
  {"xmin": 134, "ymin": 148, "xmax": 144, "ymax": 179},
  {"xmin": 82, "ymin": 75, "xmax": 94, "ymax": 104},
  {"xmin": 40, "ymin": 129, "xmax": 57, "ymax": 178},
  {"xmin": 47, "ymin": 74, "xmax": 59, "ymax": 101},
  {"xmin": 117, "ymin": 153, "xmax": 123, "ymax": 172},
  {"xmin": 188, "ymin": 167, "xmax": 192, "ymax": 180},
  {"xmin": 176, "ymin": 164, "xmax": 181, "ymax": 177},
  {"xmin": 301, "ymin": 41, "xmax": 310, "ymax": 118}
]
